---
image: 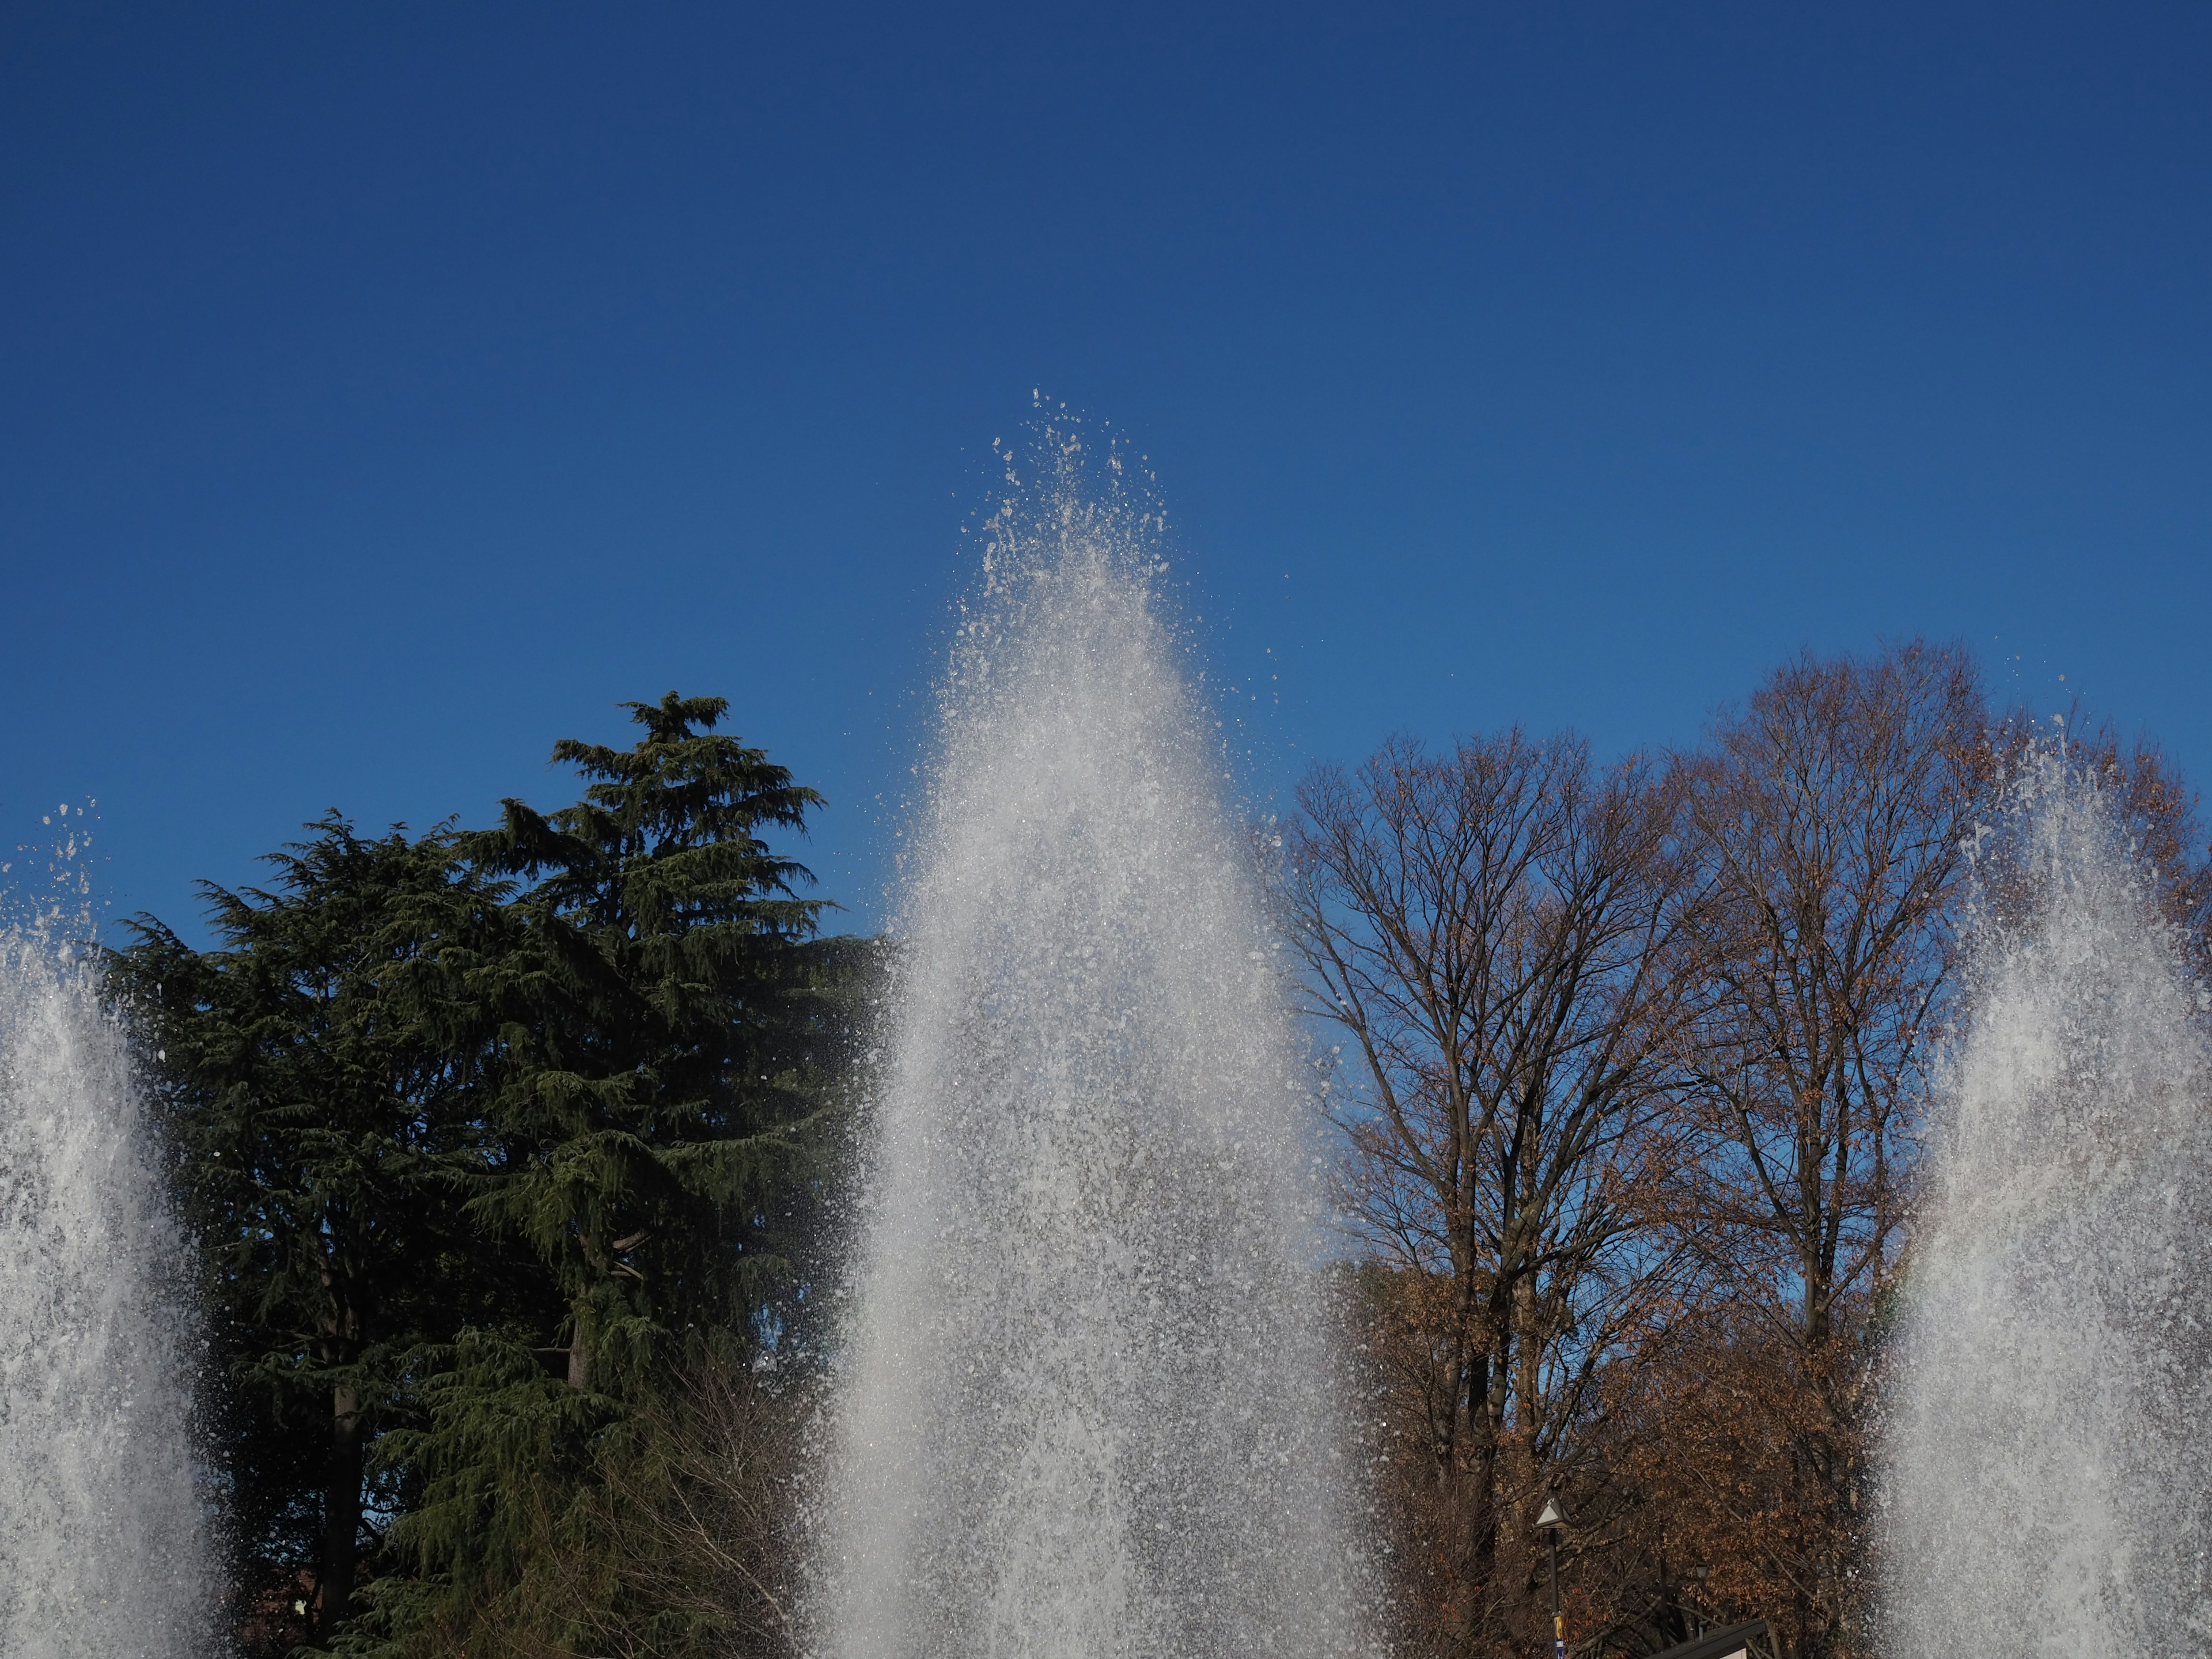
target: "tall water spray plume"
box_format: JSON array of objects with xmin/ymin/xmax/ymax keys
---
[
  {"xmin": 814, "ymin": 432, "xmax": 1368, "ymax": 1659},
  {"xmin": 0, "ymin": 847, "xmax": 209, "ymax": 1657},
  {"xmin": 1884, "ymin": 749, "xmax": 2212, "ymax": 1654}
]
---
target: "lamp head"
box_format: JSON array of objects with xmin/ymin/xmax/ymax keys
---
[{"xmin": 1535, "ymin": 1495, "xmax": 1569, "ymax": 1531}]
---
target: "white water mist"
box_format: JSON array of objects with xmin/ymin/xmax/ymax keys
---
[
  {"xmin": 0, "ymin": 930, "xmax": 209, "ymax": 1657},
  {"xmin": 813, "ymin": 434, "xmax": 1367, "ymax": 1659},
  {"xmin": 1884, "ymin": 751, "xmax": 2212, "ymax": 1654}
]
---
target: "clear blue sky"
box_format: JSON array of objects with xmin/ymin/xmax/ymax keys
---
[{"xmin": 4, "ymin": 2, "xmax": 2207, "ymax": 938}]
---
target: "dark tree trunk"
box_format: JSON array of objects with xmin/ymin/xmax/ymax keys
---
[
  {"xmin": 1447, "ymin": 1348, "xmax": 1503, "ymax": 1646},
  {"xmin": 316, "ymin": 1381, "xmax": 363, "ymax": 1643}
]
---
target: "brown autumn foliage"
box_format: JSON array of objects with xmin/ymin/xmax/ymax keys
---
[
  {"xmin": 1598, "ymin": 1312, "xmax": 1861, "ymax": 1652},
  {"xmin": 1654, "ymin": 642, "xmax": 1987, "ymax": 1658},
  {"xmin": 1298, "ymin": 641, "xmax": 2208, "ymax": 1659}
]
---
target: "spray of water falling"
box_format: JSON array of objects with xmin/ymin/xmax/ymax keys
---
[
  {"xmin": 1883, "ymin": 749, "xmax": 2212, "ymax": 1654},
  {"xmin": 0, "ymin": 822, "xmax": 209, "ymax": 1658},
  {"xmin": 812, "ymin": 431, "xmax": 1368, "ymax": 1659}
]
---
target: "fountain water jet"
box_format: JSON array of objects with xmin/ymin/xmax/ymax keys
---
[
  {"xmin": 1883, "ymin": 751, "xmax": 2212, "ymax": 1654},
  {"xmin": 0, "ymin": 929, "xmax": 209, "ymax": 1657},
  {"xmin": 813, "ymin": 434, "xmax": 1368, "ymax": 1659}
]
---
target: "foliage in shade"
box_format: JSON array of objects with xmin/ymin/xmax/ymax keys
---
[
  {"xmin": 115, "ymin": 694, "xmax": 861, "ymax": 1659},
  {"xmin": 335, "ymin": 693, "xmax": 842, "ymax": 1655},
  {"xmin": 114, "ymin": 816, "xmax": 537, "ymax": 1649},
  {"xmin": 450, "ymin": 690, "xmax": 828, "ymax": 1391}
]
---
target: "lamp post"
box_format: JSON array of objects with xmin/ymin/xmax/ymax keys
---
[{"xmin": 1536, "ymin": 1494, "xmax": 1570, "ymax": 1659}]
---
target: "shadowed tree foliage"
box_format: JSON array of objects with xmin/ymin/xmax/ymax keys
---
[
  {"xmin": 456, "ymin": 689, "xmax": 828, "ymax": 1394},
  {"xmin": 115, "ymin": 816, "xmax": 533, "ymax": 1653},
  {"xmin": 339, "ymin": 692, "xmax": 842, "ymax": 1658},
  {"xmin": 368, "ymin": 1351, "xmax": 812, "ymax": 1659},
  {"xmin": 117, "ymin": 694, "xmax": 860, "ymax": 1659}
]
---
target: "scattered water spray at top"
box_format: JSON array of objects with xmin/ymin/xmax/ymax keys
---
[{"xmin": 812, "ymin": 423, "xmax": 1369, "ymax": 1659}]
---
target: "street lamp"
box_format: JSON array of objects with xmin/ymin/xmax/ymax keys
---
[{"xmin": 1536, "ymin": 1495, "xmax": 1570, "ymax": 1659}]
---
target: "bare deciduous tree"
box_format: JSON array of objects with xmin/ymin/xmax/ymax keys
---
[
  {"xmin": 1282, "ymin": 730, "xmax": 1697, "ymax": 1656},
  {"xmin": 1663, "ymin": 641, "xmax": 1984, "ymax": 1658}
]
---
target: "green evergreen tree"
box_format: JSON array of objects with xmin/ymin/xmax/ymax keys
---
[
  {"xmin": 463, "ymin": 689, "xmax": 827, "ymax": 1389},
  {"xmin": 117, "ymin": 816, "xmax": 528, "ymax": 1654},
  {"xmin": 347, "ymin": 692, "xmax": 834, "ymax": 1654}
]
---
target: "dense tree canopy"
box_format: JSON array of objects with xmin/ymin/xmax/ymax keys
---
[
  {"xmin": 119, "ymin": 695, "xmax": 865, "ymax": 1659},
  {"xmin": 116, "ymin": 817, "xmax": 522, "ymax": 1646}
]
